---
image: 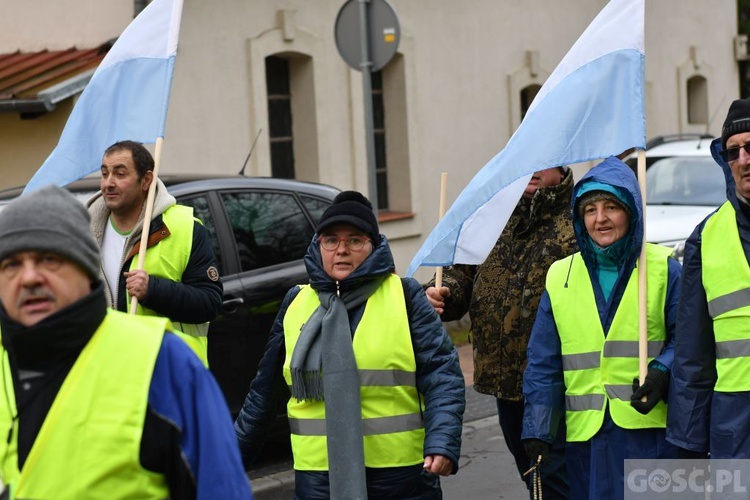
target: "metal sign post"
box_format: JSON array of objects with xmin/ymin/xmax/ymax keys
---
[
  {"xmin": 335, "ymin": 0, "xmax": 400, "ymax": 213},
  {"xmin": 358, "ymin": 0, "xmax": 378, "ymax": 212}
]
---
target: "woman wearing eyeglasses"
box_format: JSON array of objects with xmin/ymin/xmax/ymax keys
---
[{"xmin": 234, "ymin": 190, "xmax": 465, "ymax": 499}]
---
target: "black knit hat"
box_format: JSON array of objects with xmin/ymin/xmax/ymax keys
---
[
  {"xmin": 316, "ymin": 191, "xmax": 380, "ymax": 244},
  {"xmin": 722, "ymin": 98, "xmax": 750, "ymax": 149}
]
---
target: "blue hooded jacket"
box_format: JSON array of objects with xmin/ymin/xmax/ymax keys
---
[
  {"xmin": 667, "ymin": 138, "xmax": 750, "ymax": 457},
  {"xmin": 522, "ymin": 157, "xmax": 682, "ymax": 443}
]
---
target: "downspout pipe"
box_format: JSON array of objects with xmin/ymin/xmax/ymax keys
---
[{"xmin": 134, "ymin": 0, "xmax": 148, "ymax": 17}]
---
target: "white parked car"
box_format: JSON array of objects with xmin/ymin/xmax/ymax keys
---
[{"xmin": 625, "ymin": 134, "xmax": 725, "ymax": 262}]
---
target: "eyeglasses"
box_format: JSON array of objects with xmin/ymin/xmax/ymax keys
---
[
  {"xmin": 720, "ymin": 143, "xmax": 750, "ymax": 162},
  {"xmin": 318, "ymin": 235, "xmax": 371, "ymax": 251}
]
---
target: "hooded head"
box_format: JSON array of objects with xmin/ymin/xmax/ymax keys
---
[
  {"xmin": 576, "ymin": 186, "xmax": 632, "ymax": 220},
  {"xmin": 572, "ymin": 157, "xmax": 641, "ymax": 267},
  {"xmin": 306, "ymin": 191, "xmax": 393, "ymax": 290}
]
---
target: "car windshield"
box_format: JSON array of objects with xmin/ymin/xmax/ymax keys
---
[{"xmin": 646, "ymin": 156, "xmax": 725, "ymax": 206}]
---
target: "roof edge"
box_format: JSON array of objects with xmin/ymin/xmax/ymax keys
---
[
  {"xmin": 37, "ymin": 68, "xmax": 95, "ymax": 105},
  {"xmin": 0, "ymin": 99, "xmax": 54, "ymax": 114},
  {"xmin": 0, "ymin": 68, "xmax": 95, "ymax": 117}
]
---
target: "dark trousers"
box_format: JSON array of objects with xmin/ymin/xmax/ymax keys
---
[
  {"xmin": 496, "ymin": 398, "xmax": 569, "ymax": 499},
  {"xmin": 566, "ymin": 410, "xmax": 688, "ymax": 500},
  {"xmin": 294, "ymin": 464, "xmax": 442, "ymax": 499}
]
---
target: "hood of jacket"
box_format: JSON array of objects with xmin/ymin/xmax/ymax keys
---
[
  {"xmin": 571, "ymin": 156, "xmax": 642, "ymax": 268},
  {"xmin": 86, "ymin": 177, "xmax": 176, "ymax": 245},
  {"xmin": 303, "ymin": 233, "xmax": 396, "ymax": 295}
]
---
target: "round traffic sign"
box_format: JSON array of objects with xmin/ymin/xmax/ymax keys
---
[{"xmin": 334, "ymin": 0, "xmax": 400, "ymax": 72}]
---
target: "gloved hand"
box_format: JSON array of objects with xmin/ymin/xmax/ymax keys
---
[
  {"xmin": 631, "ymin": 367, "xmax": 669, "ymax": 415},
  {"xmin": 523, "ymin": 439, "xmax": 551, "ymax": 465}
]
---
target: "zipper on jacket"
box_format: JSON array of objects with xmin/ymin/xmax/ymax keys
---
[{"xmin": 564, "ymin": 255, "xmax": 575, "ymax": 288}]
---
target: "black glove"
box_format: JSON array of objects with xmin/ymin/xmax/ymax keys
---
[
  {"xmin": 630, "ymin": 367, "xmax": 669, "ymax": 415},
  {"xmin": 523, "ymin": 439, "xmax": 551, "ymax": 465}
]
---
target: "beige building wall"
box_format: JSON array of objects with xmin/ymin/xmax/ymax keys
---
[
  {"xmin": 0, "ymin": 0, "xmax": 132, "ymax": 52},
  {"xmin": 0, "ymin": 100, "xmax": 73, "ymax": 189},
  {"xmin": 0, "ymin": 0, "xmax": 740, "ymax": 277}
]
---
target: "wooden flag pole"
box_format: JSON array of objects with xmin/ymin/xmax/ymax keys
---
[
  {"xmin": 129, "ymin": 136, "xmax": 164, "ymax": 314},
  {"xmin": 637, "ymin": 148, "xmax": 648, "ymax": 384},
  {"xmin": 434, "ymin": 172, "xmax": 448, "ymax": 289}
]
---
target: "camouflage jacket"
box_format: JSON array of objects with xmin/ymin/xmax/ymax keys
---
[{"xmin": 429, "ymin": 170, "xmax": 577, "ymax": 400}]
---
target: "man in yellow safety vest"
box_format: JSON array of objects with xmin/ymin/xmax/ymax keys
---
[{"xmin": 0, "ymin": 185, "xmax": 251, "ymax": 498}]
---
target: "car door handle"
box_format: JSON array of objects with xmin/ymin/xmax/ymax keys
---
[{"xmin": 222, "ymin": 298, "xmax": 244, "ymax": 308}]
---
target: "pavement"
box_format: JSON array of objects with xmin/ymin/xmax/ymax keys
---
[{"xmin": 249, "ymin": 343, "xmax": 530, "ymax": 499}]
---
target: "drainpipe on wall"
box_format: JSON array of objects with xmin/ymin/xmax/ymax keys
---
[{"xmin": 134, "ymin": 0, "xmax": 148, "ymax": 17}]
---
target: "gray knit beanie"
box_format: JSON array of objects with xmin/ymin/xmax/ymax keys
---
[{"xmin": 0, "ymin": 185, "xmax": 100, "ymax": 279}]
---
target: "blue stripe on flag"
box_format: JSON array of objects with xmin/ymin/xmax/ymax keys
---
[
  {"xmin": 406, "ymin": 48, "xmax": 644, "ymax": 276},
  {"xmin": 24, "ymin": 57, "xmax": 175, "ymax": 193}
]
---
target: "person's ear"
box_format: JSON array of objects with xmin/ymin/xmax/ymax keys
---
[{"xmin": 141, "ymin": 170, "xmax": 154, "ymax": 193}]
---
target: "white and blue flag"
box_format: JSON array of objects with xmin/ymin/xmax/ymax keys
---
[
  {"xmin": 24, "ymin": 0, "xmax": 183, "ymax": 194},
  {"xmin": 406, "ymin": 0, "xmax": 645, "ymax": 276}
]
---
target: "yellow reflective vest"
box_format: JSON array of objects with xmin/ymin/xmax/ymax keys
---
[
  {"xmin": 546, "ymin": 244, "xmax": 672, "ymax": 442},
  {"xmin": 282, "ymin": 274, "xmax": 425, "ymax": 470},
  {"xmin": 129, "ymin": 204, "xmax": 209, "ymax": 365},
  {"xmin": 702, "ymin": 201, "xmax": 750, "ymax": 392},
  {"xmin": 0, "ymin": 311, "xmax": 170, "ymax": 499}
]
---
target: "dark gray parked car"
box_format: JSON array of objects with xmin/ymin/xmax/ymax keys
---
[{"xmin": 0, "ymin": 175, "xmax": 339, "ymax": 433}]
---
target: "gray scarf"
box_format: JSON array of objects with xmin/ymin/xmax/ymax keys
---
[{"xmin": 290, "ymin": 276, "xmax": 385, "ymax": 499}]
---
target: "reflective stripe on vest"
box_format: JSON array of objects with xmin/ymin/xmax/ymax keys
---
[
  {"xmin": 547, "ymin": 244, "xmax": 672, "ymax": 442},
  {"xmin": 287, "ymin": 369, "xmax": 417, "ymax": 393},
  {"xmin": 282, "ymin": 274, "xmax": 425, "ymax": 470},
  {"xmin": 289, "ymin": 413, "xmax": 424, "ymax": 436},
  {"xmin": 561, "ymin": 341, "xmax": 665, "ymax": 371},
  {"xmin": 702, "ymin": 202, "xmax": 750, "ymax": 392},
  {"xmin": 0, "ymin": 311, "xmax": 169, "ymax": 498},
  {"xmin": 129, "ymin": 204, "xmax": 209, "ymax": 366}
]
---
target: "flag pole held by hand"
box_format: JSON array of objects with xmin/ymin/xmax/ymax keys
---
[
  {"xmin": 637, "ymin": 148, "xmax": 648, "ymax": 388},
  {"xmin": 129, "ymin": 137, "xmax": 164, "ymax": 314},
  {"xmin": 435, "ymin": 172, "xmax": 448, "ymax": 289}
]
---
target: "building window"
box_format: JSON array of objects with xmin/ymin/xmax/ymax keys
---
[
  {"xmin": 687, "ymin": 75, "xmax": 708, "ymax": 125},
  {"xmin": 266, "ymin": 56, "xmax": 294, "ymax": 179},
  {"xmin": 520, "ymin": 84, "xmax": 541, "ymax": 120},
  {"xmin": 371, "ymin": 70, "xmax": 389, "ymax": 210}
]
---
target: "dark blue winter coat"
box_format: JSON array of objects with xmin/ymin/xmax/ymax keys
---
[
  {"xmin": 666, "ymin": 138, "xmax": 750, "ymax": 457},
  {"xmin": 234, "ymin": 234, "xmax": 465, "ymax": 498},
  {"xmin": 522, "ymin": 156, "xmax": 681, "ymax": 443}
]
